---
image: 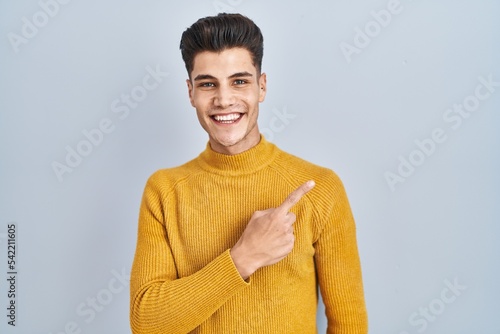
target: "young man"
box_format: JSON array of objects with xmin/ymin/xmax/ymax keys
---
[{"xmin": 130, "ymin": 13, "xmax": 368, "ymax": 333}]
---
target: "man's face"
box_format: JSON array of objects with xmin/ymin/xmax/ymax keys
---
[{"xmin": 187, "ymin": 47, "xmax": 267, "ymax": 155}]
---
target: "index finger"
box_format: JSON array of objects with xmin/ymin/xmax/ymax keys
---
[{"xmin": 277, "ymin": 180, "xmax": 315, "ymax": 214}]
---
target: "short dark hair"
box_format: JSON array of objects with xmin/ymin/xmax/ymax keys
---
[{"xmin": 180, "ymin": 13, "xmax": 264, "ymax": 77}]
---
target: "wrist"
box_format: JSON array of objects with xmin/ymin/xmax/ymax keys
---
[{"xmin": 230, "ymin": 246, "xmax": 258, "ymax": 280}]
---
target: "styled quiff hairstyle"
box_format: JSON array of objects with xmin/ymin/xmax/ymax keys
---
[{"xmin": 180, "ymin": 13, "xmax": 264, "ymax": 77}]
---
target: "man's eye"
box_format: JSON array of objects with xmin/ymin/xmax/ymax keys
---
[
  {"xmin": 234, "ymin": 79, "xmax": 247, "ymax": 85},
  {"xmin": 200, "ymin": 82, "xmax": 215, "ymax": 87}
]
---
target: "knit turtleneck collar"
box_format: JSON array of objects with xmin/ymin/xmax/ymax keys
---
[{"xmin": 197, "ymin": 135, "xmax": 279, "ymax": 175}]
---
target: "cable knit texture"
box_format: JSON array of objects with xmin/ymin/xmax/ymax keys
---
[{"xmin": 130, "ymin": 135, "xmax": 368, "ymax": 333}]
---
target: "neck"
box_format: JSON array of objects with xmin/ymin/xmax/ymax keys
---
[{"xmin": 197, "ymin": 134, "xmax": 278, "ymax": 175}]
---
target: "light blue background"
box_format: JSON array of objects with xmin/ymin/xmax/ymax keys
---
[{"xmin": 1, "ymin": 0, "xmax": 499, "ymax": 333}]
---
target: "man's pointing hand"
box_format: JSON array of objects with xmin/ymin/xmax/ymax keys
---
[{"xmin": 230, "ymin": 180, "xmax": 315, "ymax": 280}]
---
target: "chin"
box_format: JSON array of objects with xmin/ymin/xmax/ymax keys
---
[{"xmin": 214, "ymin": 133, "xmax": 246, "ymax": 147}]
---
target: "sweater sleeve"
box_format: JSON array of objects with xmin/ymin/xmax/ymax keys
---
[
  {"xmin": 129, "ymin": 173, "xmax": 250, "ymax": 334},
  {"xmin": 314, "ymin": 171, "xmax": 368, "ymax": 334}
]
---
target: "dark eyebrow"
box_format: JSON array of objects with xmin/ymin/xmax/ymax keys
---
[
  {"xmin": 193, "ymin": 72, "xmax": 253, "ymax": 81},
  {"xmin": 228, "ymin": 71, "xmax": 253, "ymax": 79},
  {"xmin": 193, "ymin": 74, "xmax": 217, "ymax": 81}
]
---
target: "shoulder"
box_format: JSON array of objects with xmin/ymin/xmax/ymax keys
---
[
  {"xmin": 271, "ymin": 147, "xmax": 345, "ymax": 190},
  {"xmin": 270, "ymin": 147, "xmax": 351, "ymax": 219},
  {"xmin": 144, "ymin": 158, "xmax": 201, "ymax": 195}
]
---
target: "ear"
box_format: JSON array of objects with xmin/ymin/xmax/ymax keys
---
[
  {"xmin": 186, "ymin": 79, "xmax": 195, "ymax": 107},
  {"xmin": 258, "ymin": 72, "xmax": 267, "ymax": 103}
]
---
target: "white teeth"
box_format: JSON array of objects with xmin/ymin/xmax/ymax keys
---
[{"xmin": 213, "ymin": 113, "xmax": 241, "ymax": 122}]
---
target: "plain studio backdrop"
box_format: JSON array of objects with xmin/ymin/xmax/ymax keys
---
[{"xmin": 0, "ymin": 1, "xmax": 499, "ymax": 333}]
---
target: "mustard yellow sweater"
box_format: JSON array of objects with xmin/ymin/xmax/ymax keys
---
[{"xmin": 130, "ymin": 136, "xmax": 367, "ymax": 333}]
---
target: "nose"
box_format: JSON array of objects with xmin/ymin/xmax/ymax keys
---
[{"xmin": 214, "ymin": 84, "xmax": 235, "ymax": 109}]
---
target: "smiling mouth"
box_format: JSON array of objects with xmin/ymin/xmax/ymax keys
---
[{"xmin": 211, "ymin": 113, "xmax": 243, "ymax": 124}]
